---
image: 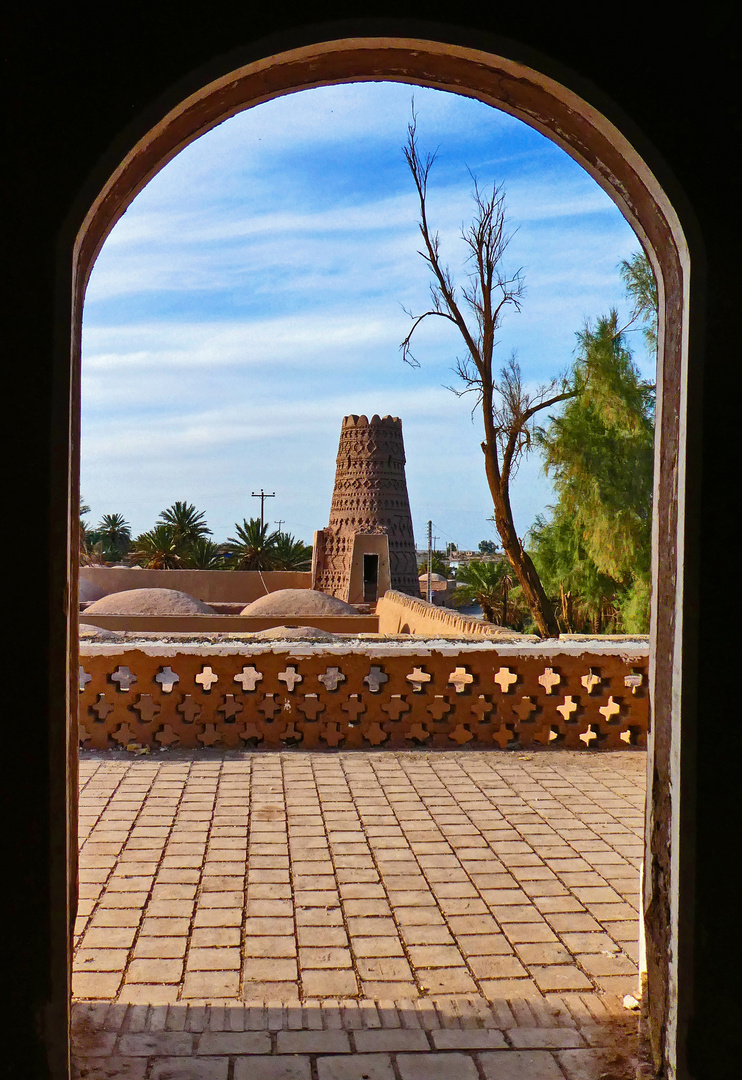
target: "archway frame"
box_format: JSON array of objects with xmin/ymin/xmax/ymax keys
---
[{"xmin": 61, "ymin": 30, "xmax": 698, "ymax": 1079}]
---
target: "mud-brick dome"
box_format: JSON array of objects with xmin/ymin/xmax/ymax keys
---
[
  {"xmin": 84, "ymin": 588, "xmax": 215, "ymax": 615},
  {"xmin": 79, "ymin": 578, "xmax": 109, "ymax": 603},
  {"xmin": 241, "ymin": 588, "xmax": 356, "ymax": 616}
]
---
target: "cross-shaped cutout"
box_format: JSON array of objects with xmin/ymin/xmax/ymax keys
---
[
  {"xmin": 599, "ymin": 696, "xmax": 621, "ymax": 723},
  {"xmin": 91, "ymin": 694, "xmax": 114, "ymax": 721},
  {"xmin": 448, "ymin": 667, "xmax": 474, "ymax": 693},
  {"xmin": 364, "ymin": 665, "xmax": 389, "ymax": 693},
  {"xmin": 155, "ymin": 666, "xmax": 179, "ymax": 693},
  {"xmin": 624, "ymin": 671, "xmax": 644, "ymax": 695},
  {"xmin": 406, "ymin": 667, "xmax": 431, "ymax": 692},
  {"xmin": 318, "ymin": 667, "xmax": 345, "ymax": 691},
  {"xmin": 79, "ymin": 666, "xmax": 92, "ymax": 693},
  {"xmin": 581, "ymin": 668, "xmax": 602, "ymax": 694},
  {"xmin": 557, "ymin": 695, "xmax": 578, "ymax": 721},
  {"xmin": 111, "ymin": 666, "xmax": 136, "ymax": 691},
  {"xmin": 278, "ymin": 665, "xmax": 302, "ymax": 691},
  {"xmin": 132, "ymin": 694, "xmax": 160, "ymax": 724},
  {"xmin": 538, "ymin": 667, "xmax": 561, "ymax": 695},
  {"xmin": 234, "ymin": 666, "xmax": 263, "ymax": 691},
  {"xmin": 427, "ymin": 696, "xmax": 452, "ymax": 720},
  {"xmin": 195, "ymin": 666, "xmax": 218, "ymax": 691},
  {"xmin": 494, "ymin": 667, "xmax": 517, "ymax": 693},
  {"xmin": 177, "ymin": 695, "xmax": 201, "ymax": 723}
]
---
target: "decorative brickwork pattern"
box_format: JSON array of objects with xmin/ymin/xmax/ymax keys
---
[
  {"xmin": 79, "ymin": 646, "xmax": 649, "ymax": 751},
  {"xmin": 314, "ymin": 414, "xmax": 420, "ymax": 599}
]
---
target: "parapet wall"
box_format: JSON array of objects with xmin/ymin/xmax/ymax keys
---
[
  {"xmin": 79, "ymin": 641, "xmax": 649, "ymax": 752},
  {"xmin": 79, "ymin": 568, "xmax": 312, "ymax": 605},
  {"xmin": 377, "ymin": 590, "xmax": 531, "ymax": 640}
]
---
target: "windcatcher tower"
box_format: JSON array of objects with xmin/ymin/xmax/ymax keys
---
[{"xmin": 312, "ymin": 414, "xmax": 420, "ymax": 604}]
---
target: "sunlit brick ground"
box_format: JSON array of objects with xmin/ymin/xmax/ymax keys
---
[{"xmin": 73, "ymin": 748, "xmax": 649, "ymax": 1079}]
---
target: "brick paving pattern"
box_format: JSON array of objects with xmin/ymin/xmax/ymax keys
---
[{"xmin": 73, "ymin": 748, "xmax": 648, "ymax": 1078}]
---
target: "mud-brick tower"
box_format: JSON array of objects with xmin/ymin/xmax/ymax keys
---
[{"xmin": 312, "ymin": 414, "xmax": 420, "ymax": 604}]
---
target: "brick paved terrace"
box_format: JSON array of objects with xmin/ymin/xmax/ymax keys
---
[{"xmin": 73, "ymin": 748, "xmax": 649, "ymax": 1078}]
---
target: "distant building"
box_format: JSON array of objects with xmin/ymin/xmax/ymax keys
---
[{"xmin": 312, "ymin": 414, "xmax": 420, "ymax": 604}]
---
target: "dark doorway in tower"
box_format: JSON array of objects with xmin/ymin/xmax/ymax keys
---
[{"xmin": 363, "ymin": 554, "xmax": 380, "ymax": 602}]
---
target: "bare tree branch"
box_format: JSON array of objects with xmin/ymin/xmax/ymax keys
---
[{"xmin": 401, "ymin": 106, "xmax": 562, "ymax": 637}]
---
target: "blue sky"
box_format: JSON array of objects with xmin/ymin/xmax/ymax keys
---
[{"xmin": 81, "ymin": 82, "xmax": 651, "ymax": 550}]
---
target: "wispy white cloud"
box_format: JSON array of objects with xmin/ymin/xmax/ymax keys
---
[{"xmin": 81, "ymin": 81, "xmax": 648, "ymax": 546}]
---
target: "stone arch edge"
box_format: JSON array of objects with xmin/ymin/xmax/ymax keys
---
[{"xmin": 58, "ymin": 23, "xmax": 697, "ymax": 1080}]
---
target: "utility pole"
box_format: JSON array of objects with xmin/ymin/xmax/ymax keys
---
[
  {"xmin": 275, "ymin": 519, "xmax": 285, "ymax": 533},
  {"xmin": 427, "ymin": 520, "xmax": 433, "ymax": 603},
  {"xmin": 251, "ymin": 489, "xmax": 275, "ymax": 530}
]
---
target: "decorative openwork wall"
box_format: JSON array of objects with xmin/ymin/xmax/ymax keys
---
[{"xmin": 79, "ymin": 646, "xmax": 649, "ymax": 751}]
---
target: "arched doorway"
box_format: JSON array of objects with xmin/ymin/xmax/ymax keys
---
[{"xmin": 67, "ymin": 32, "xmax": 692, "ymax": 1077}]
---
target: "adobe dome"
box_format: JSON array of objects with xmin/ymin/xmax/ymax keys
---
[
  {"xmin": 252, "ymin": 625, "xmax": 340, "ymax": 640},
  {"xmin": 84, "ymin": 588, "xmax": 215, "ymax": 615},
  {"xmin": 80, "ymin": 579, "xmax": 109, "ymax": 602},
  {"xmin": 241, "ymin": 589, "xmax": 356, "ymax": 616},
  {"xmin": 419, "ymin": 572, "xmax": 446, "ymax": 582}
]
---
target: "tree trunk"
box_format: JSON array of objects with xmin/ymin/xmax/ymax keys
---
[{"xmin": 482, "ymin": 445, "xmax": 560, "ymax": 638}]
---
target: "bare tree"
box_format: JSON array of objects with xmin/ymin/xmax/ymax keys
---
[{"xmin": 402, "ymin": 111, "xmax": 571, "ymax": 637}]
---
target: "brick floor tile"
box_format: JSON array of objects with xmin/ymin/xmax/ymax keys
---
[
  {"xmin": 396, "ymin": 1051, "xmax": 479, "ymax": 1080},
  {"xmin": 407, "ymin": 945, "xmax": 465, "ymax": 968},
  {"xmin": 299, "ymin": 947, "xmax": 352, "ymax": 969},
  {"xmin": 531, "ymin": 965, "xmax": 593, "ymax": 992},
  {"xmin": 515, "ymin": 943, "xmax": 573, "ymax": 965},
  {"xmin": 149, "ymin": 1058, "xmax": 228, "ymax": 1080},
  {"xmin": 478, "ymin": 1049, "xmax": 565, "ymax": 1079},
  {"xmin": 117, "ymin": 1032, "xmax": 194, "ymax": 1055},
  {"xmin": 133, "ymin": 937, "xmax": 187, "ymax": 959},
  {"xmin": 317, "ymin": 1054, "xmax": 395, "ymax": 1080},
  {"xmin": 560, "ymin": 932, "xmax": 620, "ymax": 953},
  {"xmin": 362, "ymin": 981, "xmax": 419, "ymax": 999},
  {"xmin": 72, "ymin": 972, "xmax": 122, "ymax": 999},
  {"xmin": 296, "ymin": 907, "xmax": 344, "ymax": 926},
  {"xmin": 297, "ymin": 926, "xmax": 348, "ymax": 947},
  {"xmin": 277, "ymin": 1030, "xmax": 351, "ymax": 1054},
  {"xmin": 145, "ymin": 900, "xmax": 195, "ymax": 918},
  {"xmin": 503, "ymin": 923, "xmax": 559, "ymax": 944},
  {"xmin": 417, "ymin": 968, "xmax": 479, "ymax": 994},
  {"xmin": 394, "ymin": 907, "xmax": 445, "ymax": 926},
  {"xmin": 446, "ymin": 914, "xmax": 499, "ymax": 935},
  {"xmin": 354, "ymin": 1029, "xmax": 429, "ymax": 1052},
  {"xmin": 431, "ymin": 1029, "xmax": 507, "ymax": 1049},
  {"xmin": 456, "ymin": 934, "xmax": 513, "ymax": 956},
  {"xmin": 356, "ymin": 957, "xmax": 413, "ymax": 981},
  {"xmin": 467, "ymin": 954, "xmax": 529, "ymax": 979},
  {"xmin": 76, "ymin": 949, "xmax": 130, "ymax": 971},
  {"xmin": 244, "ymin": 958, "xmax": 299, "ymax": 982},
  {"xmin": 478, "ymin": 979, "xmax": 544, "ymax": 1000},
  {"xmin": 509, "ymin": 1027, "xmax": 585, "ymax": 1048},
  {"xmin": 352, "ymin": 937, "xmax": 405, "ymax": 958},
  {"xmin": 125, "ymin": 958, "xmax": 183, "ymax": 984},
  {"xmin": 192, "ymin": 908, "xmax": 243, "ymax": 928},
  {"xmin": 89, "ymin": 909, "xmax": 142, "ymax": 928},
  {"xmin": 546, "ymin": 913, "xmax": 602, "ymax": 934},
  {"xmin": 342, "ymin": 899, "xmax": 392, "ymax": 916},
  {"xmin": 244, "ymin": 936, "xmax": 298, "ymax": 958},
  {"xmin": 187, "ymin": 948, "xmax": 241, "ymax": 971},
  {"xmin": 247, "ymin": 899, "xmax": 294, "ymax": 917},
  {"xmin": 118, "ymin": 985, "xmax": 180, "ymax": 1004},
  {"xmin": 245, "ymin": 983, "xmax": 300, "ymax": 1003},
  {"xmin": 71, "ymin": 1058, "xmax": 148, "ymax": 1078},
  {"xmin": 235, "ymin": 1059, "xmax": 311, "ymax": 1080},
  {"xmin": 196, "ymin": 1031, "xmax": 271, "ymax": 1054},
  {"xmin": 588, "ymin": 903, "xmax": 638, "ymax": 921},
  {"xmin": 181, "ymin": 971, "xmax": 241, "ymax": 998}
]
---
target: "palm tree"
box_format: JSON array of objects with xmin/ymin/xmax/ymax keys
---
[
  {"xmin": 156, "ymin": 501, "xmax": 211, "ymax": 547},
  {"xmin": 95, "ymin": 512, "xmax": 132, "ymax": 562},
  {"xmin": 271, "ymin": 532, "xmax": 313, "ymax": 571},
  {"xmin": 453, "ymin": 559, "xmax": 510, "ymax": 624},
  {"xmin": 225, "ymin": 518, "xmax": 279, "ymax": 570},
  {"xmin": 128, "ymin": 524, "xmax": 184, "ymax": 569},
  {"xmin": 182, "ymin": 537, "xmax": 225, "ymax": 569}
]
